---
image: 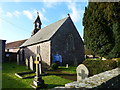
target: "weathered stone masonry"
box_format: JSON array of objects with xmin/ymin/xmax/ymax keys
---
[
  {"xmin": 20, "ymin": 15, "xmax": 84, "ymax": 67},
  {"xmin": 21, "ymin": 41, "xmax": 51, "ymax": 66},
  {"xmin": 65, "ymin": 68, "xmax": 120, "ymax": 88}
]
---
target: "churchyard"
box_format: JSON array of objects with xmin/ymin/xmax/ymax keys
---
[
  {"xmin": 1, "ymin": 1, "xmax": 119, "ymax": 89},
  {"xmin": 2, "ymin": 62, "xmax": 75, "ymax": 89},
  {"xmin": 2, "ymin": 57, "xmax": 120, "ymax": 89}
]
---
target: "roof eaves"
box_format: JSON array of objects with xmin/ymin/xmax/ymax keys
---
[{"xmin": 20, "ymin": 39, "xmax": 50, "ymax": 48}]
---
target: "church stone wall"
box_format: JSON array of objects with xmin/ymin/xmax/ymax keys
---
[
  {"xmin": 40, "ymin": 41, "xmax": 51, "ymax": 66},
  {"xmin": 23, "ymin": 41, "xmax": 51, "ymax": 66},
  {"xmin": 51, "ymin": 17, "xmax": 84, "ymax": 66}
]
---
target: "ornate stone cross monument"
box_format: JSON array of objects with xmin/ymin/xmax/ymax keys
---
[{"xmin": 32, "ymin": 54, "xmax": 45, "ymax": 89}]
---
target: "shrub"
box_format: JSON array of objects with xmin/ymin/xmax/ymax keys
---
[
  {"xmin": 116, "ymin": 58, "xmax": 120, "ymax": 67},
  {"xmin": 51, "ymin": 63, "xmax": 59, "ymax": 70},
  {"xmin": 83, "ymin": 59, "xmax": 117, "ymax": 76},
  {"xmin": 102, "ymin": 60, "xmax": 117, "ymax": 72},
  {"xmin": 83, "ymin": 60, "xmax": 103, "ymax": 76}
]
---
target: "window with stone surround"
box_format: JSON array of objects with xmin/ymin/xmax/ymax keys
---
[
  {"xmin": 66, "ymin": 34, "xmax": 75, "ymax": 51},
  {"xmin": 37, "ymin": 45, "xmax": 40, "ymax": 54}
]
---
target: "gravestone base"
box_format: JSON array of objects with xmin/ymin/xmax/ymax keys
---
[{"xmin": 31, "ymin": 76, "xmax": 46, "ymax": 89}]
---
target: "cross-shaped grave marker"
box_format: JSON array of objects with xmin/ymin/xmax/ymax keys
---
[
  {"xmin": 32, "ymin": 54, "xmax": 45, "ymax": 89},
  {"xmin": 78, "ymin": 69, "xmax": 87, "ymax": 79},
  {"xmin": 34, "ymin": 56, "xmax": 42, "ymax": 76}
]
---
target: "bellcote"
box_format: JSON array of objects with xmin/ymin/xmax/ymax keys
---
[{"xmin": 32, "ymin": 12, "xmax": 42, "ymax": 36}]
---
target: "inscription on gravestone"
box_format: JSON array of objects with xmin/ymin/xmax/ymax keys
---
[{"xmin": 76, "ymin": 64, "xmax": 89, "ymax": 81}]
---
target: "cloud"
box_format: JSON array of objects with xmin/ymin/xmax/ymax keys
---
[
  {"xmin": 13, "ymin": 11, "xmax": 21, "ymax": 17},
  {"xmin": 33, "ymin": 9, "xmax": 48, "ymax": 22},
  {"xmin": 23, "ymin": 10, "xmax": 33, "ymax": 20},
  {"xmin": 23, "ymin": 9, "xmax": 48, "ymax": 22},
  {"xmin": 0, "ymin": 0, "xmax": 87, "ymax": 2},
  {"xmin": 43, "ymin": 2, "xmax": 57, "ymax": 8},
  {"xmin": 42, "ymin": 8, "xmax": 46, "ymax": 13},
  {"xmin": 0, "ymin": 8, "xmax": 3, "ymax": 27},
  {"xmin": 5, "ymin": 11, "xmax": 21, "ymax": 18},
  {"xmin": 4, "ymin": 8, "xmax": 48, "ymax": 22},
  {"xmin": 67, "ymin": 2, "xmax": 84, "ymax": 23},
  {"xmin": 0, "ymin": 8, "xmax": 3, "ymax": 15},
  {"xmin": 6, "ymin": 12, "xmax": 13, "ymax": 17},
  {"xmin": 43, "ymin": 0, "xmax": 58, "ymax": 8},
  {"xmin": 14, "ymin": 0, "xmax": 21, "ymax": 2},
  {"xmin": 43, "ymin": 0, "xmax": 75, "ymax": 2}
]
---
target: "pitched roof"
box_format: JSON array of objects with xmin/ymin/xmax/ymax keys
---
[
  {"xmin": 6, "ymin": 39, "xmax": 27, "ymax": 49},
  {"xmin": 21, "ymin": 16, "xmax": 68, "ymax": 47}
]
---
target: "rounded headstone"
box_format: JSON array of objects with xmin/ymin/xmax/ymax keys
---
[{"xmin": 76, "ymin": 64, "xmax": 89, "ymax": 82}]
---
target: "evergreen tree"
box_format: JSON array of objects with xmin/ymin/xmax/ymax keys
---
[{"xmin": 83, "ymin": 2, "xmax": 120, "ymax": 58}]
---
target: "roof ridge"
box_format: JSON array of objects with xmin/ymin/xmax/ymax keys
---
[
  {"xmin": 6, "ymin": 39, "xmax": 27, "ymax": 44},
  {"xmin": 41, "ymin": 17, "xmax": 68, "ymax": 30},
  {"xmin": 20, "ymin": 16, "xmax": 69, "ymax": 47}
]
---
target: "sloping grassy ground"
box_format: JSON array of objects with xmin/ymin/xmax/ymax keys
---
[{"xmin": 2, "ymin": 62, "xmax": 73, "ymax": 89}]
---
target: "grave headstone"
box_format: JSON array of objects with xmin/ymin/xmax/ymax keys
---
[
  {"xmin": 66, "ymin": 64, "xmax": 68, "ymax": 68},
  {"xmin": 25, "ymin": 58, "xmax": 29, "ymax": 68},
  {"xmin": 17, "ymin": 54, "xmax": 19, "ymax": 65},
  {"xmin": 30, "ymin": 56, "xmax": 34, "ymax": 71},
  {"xmin": 76, "ymin": 64, "xmax": 89, "ymax": 82}
]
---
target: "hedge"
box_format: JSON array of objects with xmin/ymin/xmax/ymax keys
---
[
  {"xmin": 83, "ymin": 59, "xmax": 117, "ymax": 76},
  {"xmin": 116, "ymin": 58, "xmax": 120, "ymax": 67},
  {"xmin": 51, "ymin": 63, "xmax": 59, "ymax": 70}
]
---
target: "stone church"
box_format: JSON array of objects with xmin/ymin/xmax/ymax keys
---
[{"xmin": 20, "ymin": 14, "xmax": 84, "ymax": 66}]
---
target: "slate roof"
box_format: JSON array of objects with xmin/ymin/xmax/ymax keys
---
[
  {"xmin": 6, "ymin": 39, "xmax": 27, "ymax": 49},
  {"xmin": 21, "ymin": 16, "xmax": 68, "ymax": 47}
]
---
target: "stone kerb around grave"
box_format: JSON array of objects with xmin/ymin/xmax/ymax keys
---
[{"xmin": 76, "ymin": 64, "xmax": 89, "ymax": 82}]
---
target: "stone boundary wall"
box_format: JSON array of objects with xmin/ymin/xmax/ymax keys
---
[{"xmin": 65, "ymin": 68, "xmax": 120, "ymax": 89}]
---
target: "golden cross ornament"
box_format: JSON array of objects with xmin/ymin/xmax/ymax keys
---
[
  {"xmin": 34, "ymin": 60, "xmax": 39, "ymax": 64},
  {"xmin": 34, "ymin": 54, "xmax": 40, "ymax": 64}
]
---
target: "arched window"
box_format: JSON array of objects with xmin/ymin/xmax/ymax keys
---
[{"xmin": 66, "ymin": 34, "xmax": 75, "ymax": 51}]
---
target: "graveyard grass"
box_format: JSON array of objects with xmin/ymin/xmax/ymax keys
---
[{"xmin": 2, "ymin": 62, "xmax": 74, "ymax": 89}]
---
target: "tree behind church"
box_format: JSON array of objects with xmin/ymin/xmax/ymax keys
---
[{"xmin": 83, "ymin": 2, "xmax": 120, "ymax": 58}]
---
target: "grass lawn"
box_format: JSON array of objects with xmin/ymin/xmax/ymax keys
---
[
  {"xmin": 59, "ymin": 66, "xmax": 76, "ymax": 74},
  {"xmin": 2, "ymin": 62, "xmax": 75, "ymax": 89}
]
